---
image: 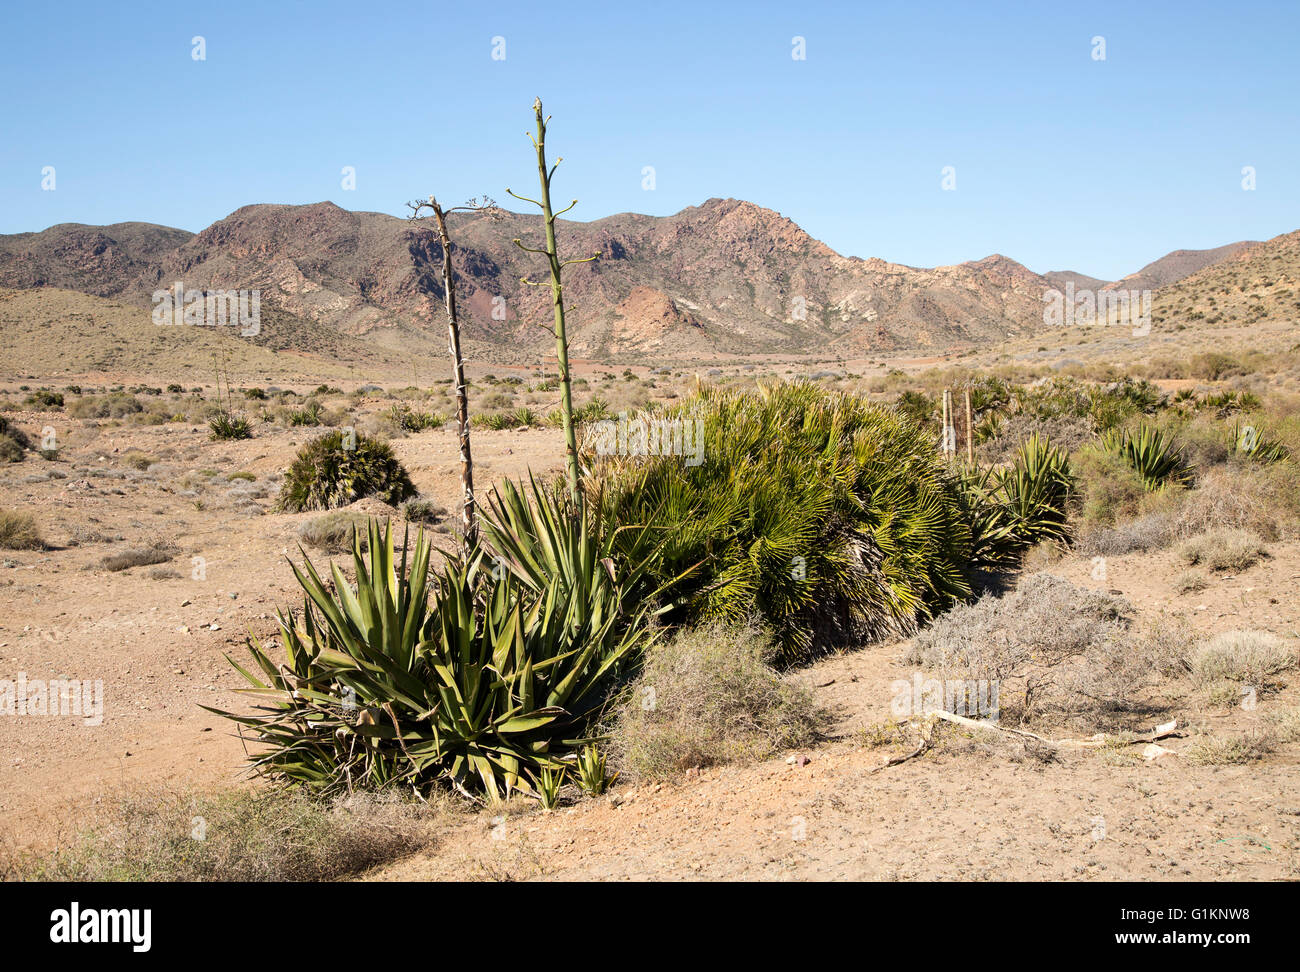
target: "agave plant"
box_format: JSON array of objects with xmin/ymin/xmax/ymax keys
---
[
  {"xmin": 1100, "ymin": 423, "xmax": 1190, "ymax": 491},
  {"xmin": 959, "ymin": 434, "xmax": 1074, "ymax": 569},
  {"xmin": 531, "ymin": 765, "xmax": 567, "ymax": 809},
  {"xmin": 208, "ymin": 517, "xmax": 651, "ymax": 802},
  {"xmin": 574, "ymin": 744, "xmax": 615, "ymax": 796},
  {"xmin": 1228, "ymin": 420, "xmax": 1289, "ymax": 463}
]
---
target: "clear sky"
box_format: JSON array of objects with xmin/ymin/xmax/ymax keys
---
[{"xmin": 1, "ymin": 0, "xmax": 1296, "ymax": 280}]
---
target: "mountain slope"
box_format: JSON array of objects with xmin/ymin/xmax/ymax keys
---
[
  {"xmin": 1151, "ymin": 229, "xmax": 1300, "ymax": 331},
  {"xmin": 1108, "ymin": 241, "xmax": 1258, "ymax": 293}
]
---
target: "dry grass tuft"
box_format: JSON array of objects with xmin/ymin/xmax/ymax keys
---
[
  {"xmin": 1188, "ymin": 630, "xmax": 1297, "ymax": 687},
  {"xmin": 2, "ymin": 787, "xmax": 442, "ymax": 882},
  {"xmin": 609, "ymin": 624, "xmax": 828, "ymax": 780},
  {"xmin": 1177, "ymin": 528, "xmax": 1266, "ymax": 572},
  {"xmin": 0, "ymin": 510, "xmax": 43, "ymax": 550}
]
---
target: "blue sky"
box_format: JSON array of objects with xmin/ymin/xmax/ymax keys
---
[{"xmin": 1, "ymin": 0, "xmax": 1296, "ymax": 279}]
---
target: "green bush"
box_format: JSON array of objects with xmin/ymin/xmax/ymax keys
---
[
  {"xmin": 24, "ymin": 390, "xmax": 63, "ymax": 409},
  {"xmin": 589, "ymin": 382, "xmax": 974, "ymax": 660},
  {"xmin": 277, "ymin": 431, "xmax": 416, "ymax": 512},
  {"xmin": 1075, "ymin": 445, "xmax": 1147, "ymax": 527}
]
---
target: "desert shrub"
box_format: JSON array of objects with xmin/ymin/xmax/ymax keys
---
[
  {"xmin": 24, "ymin": 390, "xmax": 63, "ymax": 409},
  {"xmin": 1263, "ymin": 706, "xmax": 1300, "ymax": 745},
  {"xmin": 977, "ymin": 412, "xmax": 1093, "ymax": 463},
  {"xmin": 121, "ymin": 451, "xmax": 154, "ymax": 471},
  {"xmin": 0, "ymin": 434, "xmax": 24, "ymax": 463},
  {"xmin": 477, "ymin": 390, "xmax": 514, "ymax": 411},
  {"xmin": 1176, "ymin": 528, "xmax": 1265, "ymax": 572},
  {"xmin": 1170, "ymin": 466, "xmax": 1295, "ymax": 541},
  {"xmin": 608, "ymin": 624, "xmax": 826, "ymax": 779},
  {"xmin": 904, "ymin": 573, "xmax": 1154, "ymax": 726},
  {"xmin": 1075, "ymin": 511, "xmax": 1176, "ymax": 555},
  {"xmin": 68, "ymin": 393, "xmax": 144, "ymax": 419},
  {"xmin": 1188, "ymin": 630, "xmax": 1297, "ymax": 687},
  {"xmin": 0, "ymin": 417, "xmax": 32, "ymax": 455},
  {"xmin": 1075, "ymin": 445, "xmax": 1147, "ymax": 527},
  {"xmin": 1175, "ymin": 571, "xmax": 1209, "ymax": 594},
  {"xmin": 297, "ymin": 512, "xmax": 372, "ymax": 553},
  {"xmin": 0, "ymin": 511, "xmax": 43, "ymax": 550},
  {"xmin": 277, "ymin": 431, "xmax": 416, "ymax": 512},
  {"xmin": 1185, "ymin": 730, "xmax": 1276, "ymax": 765},
  {"xmin": 401, "ymin": 498, "xmax": 445, "ymax": 525},
  {"xmin": 1190, "ymin": 351, "xmax": 1243, "ymax": 381},
  {"xmin": 8, "ymin": 788, "xmax": 436, "ymax": 882},
  {"xmin": 101, "ymin": 543, "xmax": 175, "ymax": 572},
  {"xmin": 589, "ymin": 382, "xmax": 974, "ymax": 660}
]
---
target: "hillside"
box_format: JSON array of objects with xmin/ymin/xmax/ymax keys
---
[
  {"xmin": 1109, "ymin": 241, "xmax": 1258, "ymax": 293},
  {"xmin": 1151, "ymin": 229, "xmax": 1300, "ymax": 333},
  {"xmin": 0, "ymin": 287, "xmax": 437, "ymax": 382}
]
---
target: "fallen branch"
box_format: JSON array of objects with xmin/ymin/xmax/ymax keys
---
[{"xmin": 929, "ymin": 710, "xmax": 1180, "ymax": 749}]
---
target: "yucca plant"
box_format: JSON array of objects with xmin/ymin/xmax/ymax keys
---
[
  {"xmin": 1101, "ymin": 423, "xmax": 1190, "ymax": 490},
  {"xmin": 277, "ymin": 430, "xmax": 416, "ymax": 512},
  {"xmin": 210, "ymin": 514, "xmax": 653, "ymax": 802}
]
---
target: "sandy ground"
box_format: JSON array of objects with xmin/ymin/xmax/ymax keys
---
[
  {"xmin": 2, "ymin": 402, "xmax": 1297, "ymax": 879},
  {"xmin": 0, "ymin": 411, "xmax": 565, "ymax": 845},
  {"xmin": 370, "ymin": 545, "xmax": 1300, "ymax": 882}
]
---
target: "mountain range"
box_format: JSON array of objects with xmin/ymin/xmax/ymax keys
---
[{"xmin": 0, "ymin": 198, "xmax": 1285, "ymax": 363}]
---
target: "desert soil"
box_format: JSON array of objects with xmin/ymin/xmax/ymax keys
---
[{"xmin": 2, "ymin": 403, "xmax": 1298, "ymax": 880}]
